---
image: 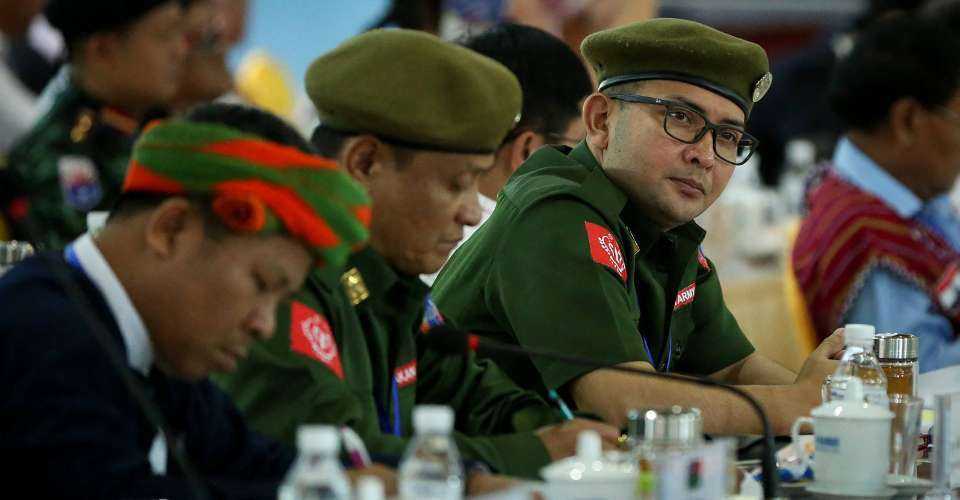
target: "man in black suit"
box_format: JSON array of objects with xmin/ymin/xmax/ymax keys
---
[{"xmin": 0, "ymin": 103, "xmax": 382, "ymax": 499}]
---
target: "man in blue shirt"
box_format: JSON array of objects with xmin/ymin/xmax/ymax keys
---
[{"xmin": 793, "ymin": 14, "xmax": 960, "ymax": 372}]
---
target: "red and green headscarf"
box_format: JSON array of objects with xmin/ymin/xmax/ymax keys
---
[{"xmin": 123, "ymin": 119, "xmax": 370, "ymax": 268}]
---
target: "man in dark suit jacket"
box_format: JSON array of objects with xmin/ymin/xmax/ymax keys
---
[{"xmin": 0, "ymin": 103, "xmax": 379, "ymax": 499}]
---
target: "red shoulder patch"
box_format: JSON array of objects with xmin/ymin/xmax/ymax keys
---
[
  {"xmin": 584, "ymin": 221, "xmax": 627, "ymax": 282},
  {"xmin": 394, "ymin": 359, "xmax": 417, "ymax": 388},
  {"xmin": 674, "ymin": 282, "xmax": 697, "ymax": 310},
  {"xmin": 697, "ymin": 247, "xmax": 710, "ymax": 271},
  {"xmin": 290, "ymin": 301, "xmax": 344, "ymax": 379}
]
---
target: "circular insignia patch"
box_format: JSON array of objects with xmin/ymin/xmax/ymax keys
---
[
  {"xmin": 752, "ymin": 72, "xmax": 773, "ymax": 103},
  {"xmin": 57, "ymin": 155, "xmax": 102, "ymax": 212}
]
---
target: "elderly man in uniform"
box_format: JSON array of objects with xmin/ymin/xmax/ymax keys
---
[
  {"xmin": 0, "ymin": 103, "xmax": 385, "ymax": 498},
  {"xmin": 3, "ymin": 0, "xmax": 187, "ymax": 249},
  {"xmin": 434, "ymin": 19, "xmax": 843, "ymax": 435},
  {"xmin": 215, "ymin": 29, "xmax": 619, "ymax": 480}
]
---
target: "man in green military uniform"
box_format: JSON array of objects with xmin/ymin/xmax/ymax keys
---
[
  {"xmin": 215, "ymin": 29, "xmax": 619, "ymax": 479},
  {"xmin": 2, "ymin": 0, "xmax": 186, "ymax": 249},
  {"xmin": 434, "ymin": 18, "xmax": 844, "ymax": 436}
]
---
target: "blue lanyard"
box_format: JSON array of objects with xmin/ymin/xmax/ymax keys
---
[
  {"xmin": 641, "ymin": 332, "xmax": 672, "ymax": 373},
  {"xmin": 64, "ymin": 244, "xmax": 83, "ymax": 272},
  {"xmin": 376, "ymin": 376, "xmax": 401, "ymax": 436}
]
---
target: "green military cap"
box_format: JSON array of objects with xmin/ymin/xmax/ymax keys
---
[
  {"xmin": 305, "ymin": 29, "xmax": 522, "ymax": 155},
  {"xmin": 581, "ymin": 18, "xmax": 772, "ymax": 116},
  {"xmin": 46, "ymin": 0, "xmax": 187, "ymax": 46}
]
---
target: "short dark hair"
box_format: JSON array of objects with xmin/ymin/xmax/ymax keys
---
[
  {"xmin": 460, "ymin": 23, "xmax": 592, "ymax": 139},
  {"xmin": 184, "ymin": 102, "xmax": 313, "ymax": 153},
  {"xmin": 309, "ymin": 126, "xmax": 418, "ymax": 168},
  {"xmin": 828, "ymin": 14, "xmax": 960, "ymax": 131},
  {"xmin": 111, "ymin": 103, "xmax": 314, "ymax": 223}
]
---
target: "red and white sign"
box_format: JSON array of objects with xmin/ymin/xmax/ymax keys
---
[
  {"xmin": 674, "ymin": 282, "xmax": 697, "ymax": 310},
  {"xmin": 394, "ymin": 359, "xmax": 417, "ymax": 388},
  {"xmin": 585, "ymin": 221, "xmax": 627, "ymax": 282},
  {"xmin": 290, "ymin": 301, "xmax": 344, "ymax": 379}
]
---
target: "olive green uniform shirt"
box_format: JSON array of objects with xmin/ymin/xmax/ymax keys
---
[
  {"xmin": 215, "ymin": 247, "xmax": 559, "ymax": 478},
  {"xmin": 433, "ymin": 143, "xmax": 754, "ymax": 397},
  {"xmin": 5, "ymin": 80, "xmax": 137, "ymax": 249}
]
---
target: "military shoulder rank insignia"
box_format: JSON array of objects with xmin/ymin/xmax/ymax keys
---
[
  {"xmin": 289, "ymin": 301, "xmax": 344, "ymax": 379},
  {"xmin": 58, "ymin": 155, "xmax": 102, "ymax": 212},
  {"xmin": 752, "ymin": 72, "xmax": 773, "ymax": 103},
  {"xmin": 70, "ymin": 109, "xmax": 95, "ymax": 143},
  {"xmin": 584, "ymin": 221, "xmax": 627, "ymax": 283},
  {"xmin": 340, "ymin": 267, "xmax": 369, "ymax": 306}
]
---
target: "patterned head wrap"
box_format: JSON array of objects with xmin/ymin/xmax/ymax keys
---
[{"xmin": 122, "ymin": 119, "xmax": 370, "ymax": 268}]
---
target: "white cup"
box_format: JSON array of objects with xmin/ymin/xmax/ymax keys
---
[{"xmin": 792, "ymin": 378, "xmax": 894, "ymax": 496}]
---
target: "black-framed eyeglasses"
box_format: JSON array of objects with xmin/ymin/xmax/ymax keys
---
[{"xmin": 607, "ymin": 93, "xmax": 758, "ymax": 165}]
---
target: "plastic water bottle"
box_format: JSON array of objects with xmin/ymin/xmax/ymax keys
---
[
  {"xmin": 278, "ymin": 426, "xmax": 351, "ymax": 500},
  {"xmin": 355, "ymin": 476, "xmax": 385, "ymax": 500},
  {"xmin": 830, "ymin": 324, "xmax": 888, "ymax": 406},
  {"xmin": 399, "ymin": 405, "xmax": 464, "ymax": 500}
]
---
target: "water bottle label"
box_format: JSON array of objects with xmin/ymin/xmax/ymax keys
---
[{"xmin": 400, "ymin": 480, "xmax": 462, "ymax": 500}]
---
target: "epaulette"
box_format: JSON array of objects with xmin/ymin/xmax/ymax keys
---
[{"xmin": 340, "ymin": 267, "xmax": 369, "ymax": 306}]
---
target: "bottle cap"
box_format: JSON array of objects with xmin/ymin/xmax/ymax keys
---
[
  {"xmin": 413, "ymin": 405, "xmax": 454, "ymax": 434},
  {"xmin": 297, "ymin": 425, "xmax": 340, "ymax": 453},
  {"xmin": 576, "ymin": 430, "xmax": 602, "ymax": 461},
  {"xmin": 874, "ymin": 333, "xmax": 919, "ymax": 361},
  {"xmin": 356, "ymin": 476, "xmax": 385, "ymax": 500},
  {"xmin": 844, "ymin": 323, "xmax": 876, "ymax": 347}
]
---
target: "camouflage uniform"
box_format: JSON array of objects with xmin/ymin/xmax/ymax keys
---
[{"xmin": 4, "ymin": 80, "xmax": 139, "ymax": 249}]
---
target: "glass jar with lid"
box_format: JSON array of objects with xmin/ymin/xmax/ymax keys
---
[
  {"xmin": 874, "ymin": 333, "xmax": 919, "ymax": 397},
  {"xmin": 627, "ymin": 406, "xmax": 720, "ymax": 499}
]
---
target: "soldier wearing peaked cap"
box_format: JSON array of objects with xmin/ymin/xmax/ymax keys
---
[
  {"xmin": 2, "ymin": 0, "xmax": 188, "ymax": 250},
  {"xmin": 435, "ymin": 18, "xmax": 845, "ymax": 436},
  {"xmin": 215, "ymin": 28, "xmax": 620, "ymax": 480}
]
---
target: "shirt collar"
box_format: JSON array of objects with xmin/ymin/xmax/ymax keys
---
[
  {"xmin": 833, "ymin": 136, "xmax": 923, "ymax": 218},
  {"xmin": 478, "ymin": 192, "xmax": 496, "ymax": 217},
  {"xmin": 71, "ymin": 234, "xmax": 153, "ymax": 375},
  {"xmin": 568, "ymin": 142, "xmax": 705, "ymax": 254}
]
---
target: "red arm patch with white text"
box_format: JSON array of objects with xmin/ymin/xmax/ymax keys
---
[
  {"xmin": 674, "ymin": 282, "xmax": 696, "ymax": 310},
  {"xmin": 290, "ymin": 301, "xmax": 344, "ymax": 379},
  {"xmin": 394, "ymin": 359, "xmax": 417, "ymax": 388},
  {"xmin": 584, "ymin": 221, "xmax": 627, "ymax": 282}
]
